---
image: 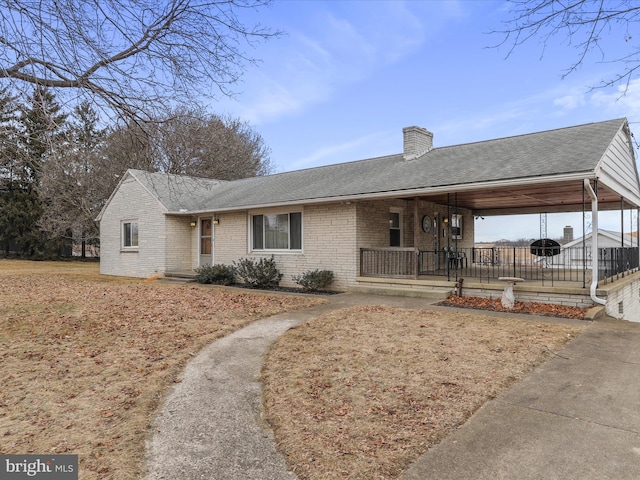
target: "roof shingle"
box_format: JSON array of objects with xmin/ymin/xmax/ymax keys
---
[{"xmin": 130, "ymin": 118, "xmax": 627, "ymax": 213}]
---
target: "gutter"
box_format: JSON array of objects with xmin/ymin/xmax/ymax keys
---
[
  {"xmin": 166, "ymin": 172, "xmax": 595, "ymax": 216},
  {"xmin": 584, "ymin": 179, "xmax": 607, "ymax": 305}
]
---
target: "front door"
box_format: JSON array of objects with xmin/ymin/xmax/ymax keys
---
[{"xmin": 199, "ymin": 218, "xmax": 212, "ymax": 266}]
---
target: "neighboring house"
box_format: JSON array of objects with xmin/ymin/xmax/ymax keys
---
[
  {"xmin": 559, "ymin": 229, "xmax": 638, "ymax": 270},
  {"xmin": 97, "ymin": 118, "xmax": 640, "ymax": 295}
]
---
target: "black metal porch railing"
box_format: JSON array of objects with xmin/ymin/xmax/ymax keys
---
[
  {"xmin": 359, "ymin": 246, "xmax": 640, "ymax": 284},
  {"xmin": 599, "ymin": 247, "xmax": 640, "ymax": 282}
]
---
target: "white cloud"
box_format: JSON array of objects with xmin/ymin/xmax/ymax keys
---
[
  {"xmin": 553, "ymin": 91, "xmax": 587, "ymax": 110},
  {"xmin": 434, "ymin": 76, "xmax": 640, "ymax": 148},
  {"xmin": 590, "ymin": 78, "xmax": 640, "ymax": 118},
  {"xmin": 289, "ymin": 130, "xmax": 397, "ymax": 170},
  {"xmin": 215, "ymin": 2, "xmax": 452, "ymax": 126}
]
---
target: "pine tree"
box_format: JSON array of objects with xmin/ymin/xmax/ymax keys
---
[
  {"xmin": 0, "ymin": 87, "xmax": 21, "ymax": 255},
  {"xmin": 0, "ymin": 86, "xmax": 68, "ymax": 257}
]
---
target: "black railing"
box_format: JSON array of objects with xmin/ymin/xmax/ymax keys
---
[
  {"xmin": 599, "ymin": 247, "xmax": 640, "ymax": 282},
  {"xmin": 359, "ymin": 246, "xmax": 639, "ymax": 284}
]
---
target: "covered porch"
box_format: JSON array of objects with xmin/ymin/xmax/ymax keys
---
[
  {"xmin": 360, "ymin": 244, "xmax": 640, "ymax": 286},
  {"xmin": 356, "ymin": 163, "xmax": 640, "ymax": 316}
]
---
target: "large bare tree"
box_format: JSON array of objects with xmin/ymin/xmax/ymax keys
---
[
  {"xmin": 102, "ymin": 108, "xmax": 272, "ymax": 180},
  {"xmin": 38, "ymin": 101, "xmax": 106, "ymax": 255},
  {"xmin": 0, "ymin": 0, "xmax": 278, "ymax": 121},
  {"xmin": 494, "ymin": 0, "xmax": 640, "ymax": 90},
  {"xmin": 149, "ymin": 108, "xmax": 273, "ymax": 179}
]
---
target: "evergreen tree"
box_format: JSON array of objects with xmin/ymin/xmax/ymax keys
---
[
  {"xmin": 0, "ymin": 87, "xmax": 67, "ymax": 257},
  {"xmin": 0, "ymin": 88, "xmax": 21, "ymax": 255},
  {"xmin": 19, "ymin": 86, "xmax": 67, "ymax": 185}
]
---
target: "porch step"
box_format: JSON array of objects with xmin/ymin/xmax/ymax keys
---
[
  {"xmin": 160, "ymin": 272, "xmax": 197, "ymax": 283},
  {"xmin": 350, "ymin": 283, "xmax": 451, "ymax": 301}
]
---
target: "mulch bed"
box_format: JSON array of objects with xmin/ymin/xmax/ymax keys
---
[{"xmin": 439, "ymin": 295, "xmax": 588, "ymax": 320}]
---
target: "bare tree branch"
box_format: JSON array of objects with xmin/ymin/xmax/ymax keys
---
[
  {"xmin": 491, "ymin": 0, "xmax": 640, "ymax": 92},
  {"xmin": 0, "ymin": 0, "xmax": 279, "ymax": 121}
]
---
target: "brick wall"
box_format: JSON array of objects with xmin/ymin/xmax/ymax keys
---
[
  {"xmin": 92, "ymin": 194, "xmax": 476, "ymax": 287},
  {"xmin": 99, "ymin": 175, "xmax": 167, "ymax": 278},
  {"xmin": 212, "ymin": 204, "xmax": 357, "ymax": 290},
  {"xmin": 355, "ymin": 198, "xmax": 474, "ymax": 250},
  {"xmin": 165, "ymin": 215, "xmax": 193, "ymax": 272},
  {"xmin": 213, "ymin": 211, "xmax": 249, "ymax": 264},
  {"xmin": 604, "ymin": 272, "xmax": 640, "ymax": 321}
]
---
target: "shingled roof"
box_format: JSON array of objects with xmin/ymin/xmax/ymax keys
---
[{"xmin": 119, "ymin": 118, "xmax": 639, "ymax": 216}]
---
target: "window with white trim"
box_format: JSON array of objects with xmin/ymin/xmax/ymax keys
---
[
  {"xmin": 122, "ymin": 221, "xmax": 139, "ymax": 249},
  {"xmin": 251, "ymin": 212, "xmax": 302, "ymax": 251}
]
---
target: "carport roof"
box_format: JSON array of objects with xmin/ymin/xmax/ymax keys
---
[{"xmin": 121, "ymin": 117, "xmax": 640, "ymax": 216}]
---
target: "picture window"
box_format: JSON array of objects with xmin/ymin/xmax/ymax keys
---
[{"xmin": 252, "ymin": 212, "xmax": 302, "ymax": 251}]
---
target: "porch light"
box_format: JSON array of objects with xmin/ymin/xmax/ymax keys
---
[
  {"xmin": 213, "ymin": 218, "xmax": 220, "ymax": 225},
  {"xmin": 190, "ymin": 221, "xmax": 197, "ymax": 227}
]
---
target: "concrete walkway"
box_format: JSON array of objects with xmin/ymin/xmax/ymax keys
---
[
  {"xmin": 144, "ymin": 293, "xmax": 640, "ymax": 479},
  {"xmin": 401, "ymin": 315, "xmax": 640, "ymax": 480}
]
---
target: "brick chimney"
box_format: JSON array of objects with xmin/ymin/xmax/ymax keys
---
[
  {"xmin": 403, "ymin": 126, "xmax": 433, "ymax": 160},
  {"xmin": 563, "ymin": 226, "xmax": 574, "ymax": 244}
]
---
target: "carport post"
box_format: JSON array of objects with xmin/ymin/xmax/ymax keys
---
[{"xmin": 414, "ymin": 197, "xmax": 420, "ymax": 278}]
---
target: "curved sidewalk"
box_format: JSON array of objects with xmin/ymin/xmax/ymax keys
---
[
  {"xmin": 144, "ymin": 293, "xmax": 640, "ymax": 479},
  {"xmin": 143, "ymin": 293, "xmax": 438, "ymax": 479}
]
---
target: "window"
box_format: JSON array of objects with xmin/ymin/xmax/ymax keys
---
[
  {"xmin": 390, "ymin": 210, "xmax": 401, "ymax": 247},
  {"xmin": 122, "ymin": 221, "xmax": 138, "ymax": 248},
  {"xmin": 451, "ymin": 214, "xmax": 463, "ymax": 240},
  {"xmin": 252, "ymin": 212, "xmax": 302, "ymax": 251}
]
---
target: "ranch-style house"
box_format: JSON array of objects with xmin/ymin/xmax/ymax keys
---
[{"xmin": 97, "ymin": 118, "xmax": 640, "ymax": 321}]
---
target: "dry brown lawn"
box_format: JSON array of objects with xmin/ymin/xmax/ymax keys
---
[
  {"xmin": 0, "ymin": 260, "xmax": 324, "ymax": 480},
  {"xmin": 262, "ymin": 305, "xmax": 584, "ymax": 479},
  {"xmin": 1, "ymin": 260, "xmax": 586, "ymax": 480}
]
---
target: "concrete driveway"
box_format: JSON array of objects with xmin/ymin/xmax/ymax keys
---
[{"xmin": 402, "ymin": 316, "xmax": 640, "ymax": 479}]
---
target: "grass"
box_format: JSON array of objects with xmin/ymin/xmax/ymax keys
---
[
  {"xmin": 0, "ymin": 260, "xmax": 324, "ymax": 480},
  {"xmin": 262, "ymin": 305, "xmax": 584, "ymax": 479},
  {"xmin": 1, "ymin": 260, "xmax": 585, "ymax": 479}
]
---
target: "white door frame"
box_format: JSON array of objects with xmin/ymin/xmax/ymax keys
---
[{"xmin": 199, "ymin": 217, "xmax": 213, "ymax": 267}]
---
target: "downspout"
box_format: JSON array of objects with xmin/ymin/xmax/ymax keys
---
[
  {"xmin": 211, "ymin": 214, "xmax": 216, "ymax": 266},
  {"xmin": 584, "ymin": 179, "xmax": 606, "ymax": 305}
]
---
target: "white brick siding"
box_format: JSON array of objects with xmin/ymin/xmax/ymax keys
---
[
  {"xmin": 100, "ymin": 176, "xmax": 168, "ymax": 278},
  {"xmin": 212, "ymin": 211, "xmax": 250, "ymax": 266},
  {"xmin": 101, "ymin": 181, "xmax": 474, "ymax": 288},
  {"xmin": 165, "ymin": 216, "xmax": 193, "ymax": 272},
  {"xmin": 204, "ymin": 199, "xmax": 475, "ymax": 291},
  {"xmin": 356, "ymin": 199, "xmax": 474, "ymax": 251},
  {"xmin": 604, "ymin": 273, "xmax": 640, "ymax": 321},
  {"xmin": 213, "ymin": 205, "xmax": 357, "ymax": 291}
]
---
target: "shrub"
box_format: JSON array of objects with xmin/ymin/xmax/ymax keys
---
[
  {"xmin": 234, "ymin": 256, "xmax": 283, "ymax": 289},
  {"xmin": 292, "ymin": 269, "xmax": 335, "ymax": 292},
  {"xmin": 194, "ymin": 263, "xmax": 236, "ymax": 285}
]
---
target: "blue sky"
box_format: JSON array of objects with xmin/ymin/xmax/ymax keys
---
[{"xmin": 213, "ymin": 0, "xmax": 640, "ymax": 242}]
